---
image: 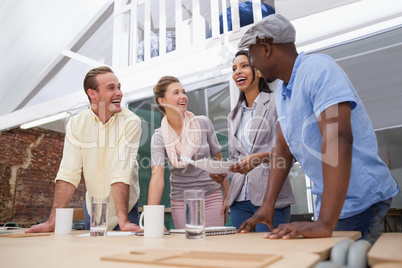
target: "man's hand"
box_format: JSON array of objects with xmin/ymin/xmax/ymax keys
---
[
  {"xmin": 209, "ymin": 173, "xmax": 226, "ymax": 183},
  {"xmin": 238, "ymin": 204, "xmax": 275, "ymax": 233},
  {"xmin": 118, "ymin": 221, "xmax": 143, "ymax": 233},
  {"xmin": 265, "ymin": 219, "xmax": 333, "ymax": 239},
  {"xmin": 25, "ymin": 180, "xmax": 75, "ymax": 234},
  {"xmin": 25, "ymin": 221, "xmax": 54, "ymax": 233}
]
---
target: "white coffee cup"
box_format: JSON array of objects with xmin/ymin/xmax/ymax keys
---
[
  {"xmin": 139, "ymin": 205, "xmax": 165, "ymax": 238},
  {"xmin": 54, "ymin": 208, "xmax": 74, "ymax": 235}
]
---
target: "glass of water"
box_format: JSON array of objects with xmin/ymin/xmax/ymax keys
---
[
  {"xmin": 184, "ymin": 190, "xmax": 205, "ymax": 239},
  {"xmin": 90, "ymin": 196, "xmax": 109, "ymax": 237}
]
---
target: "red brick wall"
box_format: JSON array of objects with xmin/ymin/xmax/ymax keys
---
[{"xmin": 0, "ymin": 127, "xmax": 85, "ymax": 227}]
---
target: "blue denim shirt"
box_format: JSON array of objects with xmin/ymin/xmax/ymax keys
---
[{"xmin": 275, "ymin": 52, "xmax": 399, "ymax": 219}]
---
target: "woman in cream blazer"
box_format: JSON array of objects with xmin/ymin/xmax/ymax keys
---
[{"xmin": 225, "ymin": 50, "xmax": 295, "ymax": 231}]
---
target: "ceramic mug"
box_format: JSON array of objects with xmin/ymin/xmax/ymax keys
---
[
  {"xmin": 54, "ymin": 208, "xmax": 74, "ymax": 235},
  {"xmin": 139, "ymin": 205, "xmax": 165, "ymax": 238}
]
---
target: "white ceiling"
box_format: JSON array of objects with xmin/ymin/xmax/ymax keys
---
[
  {"xmin": 0, "ymin": 0, "xmax": 113, "ymax": 116},
  {"xmin": 0, "ymin": 0, "xmax": 401, "ymax": 133}
]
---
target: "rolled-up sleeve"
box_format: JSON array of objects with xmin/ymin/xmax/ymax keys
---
[{"xmin": 55, "ymin": 118, "xmax": 83, "ymax": 188}]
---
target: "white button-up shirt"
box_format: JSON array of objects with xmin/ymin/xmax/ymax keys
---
[{"xmin": 235, "ymin": 93, "xmax": 260, "ymax": 202}]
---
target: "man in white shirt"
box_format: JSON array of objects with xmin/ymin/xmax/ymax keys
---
[{"xmin": 26, "ymin": 66, "xmax": 142, "ymax": 233}]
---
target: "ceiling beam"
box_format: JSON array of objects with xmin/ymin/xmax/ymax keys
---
[{"xmin": 7, "ymin": 0, "xmax": 114, "ymax": 114}]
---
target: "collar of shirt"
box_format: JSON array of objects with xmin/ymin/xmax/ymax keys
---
[
  {"xmin": 241, "ymin": 92, "xmax": 261, "ymax": 116},
  {"xmin": 281, "ymin": 52, "xmax": 306, "ymax": 100},
  {"xmin": 92, "ymin": 109, "xmax": 117, "ymax": 125}
]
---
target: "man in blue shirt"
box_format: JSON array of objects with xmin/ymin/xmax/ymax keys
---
[{"xmin": 232, "ymin": 14, "xmax": 399, "ymax": 243}]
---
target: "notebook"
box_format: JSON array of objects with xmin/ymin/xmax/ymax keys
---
[{"xmin": 170, "ymin": 226, "xmax": 237, "ymax": 236}]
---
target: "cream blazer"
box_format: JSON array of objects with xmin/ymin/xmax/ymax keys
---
[{"xmin": 227, "ymin": 92, "xmax": 295, "ymax": 208}]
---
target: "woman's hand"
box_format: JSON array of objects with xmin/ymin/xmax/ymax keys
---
[
  {"xmin": 220, "ymin": 198, "xmax": 229, "ymax": 225},
  {"xmin": 229, "ymin": 153, "xmax": 270, "ymax": 174},
  {"xmin": 209, "ymin": 173, "xmax": 227, "ymax": 184}
]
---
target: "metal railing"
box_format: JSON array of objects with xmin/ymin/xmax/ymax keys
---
[{"xmin": 112, "ymin": 0, "xmax": 271, "ymax": 68}]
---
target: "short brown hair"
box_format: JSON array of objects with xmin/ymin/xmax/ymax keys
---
[
  {"xmin": 153, "ymin": 76, "xmax": 180, "ymax": 114},
  {"xmin": 83, "ymin": 66, "xmax": 114, "ymax": 103}
]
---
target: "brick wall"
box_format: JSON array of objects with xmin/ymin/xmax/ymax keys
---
[{"xmin": 0, "ymin": 127, "xmax": 85, "ymax": 227}]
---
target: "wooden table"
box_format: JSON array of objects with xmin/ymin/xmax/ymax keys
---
[
  {"xmin": 368, "ymin": 233, "xmax": 402, "ymax": 267},
  {"xmin": 0, "ymin": 229, "xmax": 360, "ymax": 268}
]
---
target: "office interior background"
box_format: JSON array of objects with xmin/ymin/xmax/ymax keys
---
[{"xmin": 0, "ymin": 0, "xmax": 401, "ymax": 231}]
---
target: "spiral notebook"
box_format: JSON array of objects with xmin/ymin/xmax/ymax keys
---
[{"xmin": 170, "ymin": 226, "xmax": 237, "ymax": 236}]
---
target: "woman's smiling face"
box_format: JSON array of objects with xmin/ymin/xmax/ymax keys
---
[
  {"xmin": 232, "ymin": 54, "xmax": 260, "ymax": 93},
  {"xmin": 159, "ymin": 82, "xmax": 188, "ymax": 114}
]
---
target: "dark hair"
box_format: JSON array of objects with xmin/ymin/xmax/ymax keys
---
[
  {"xmin": 83, "ymin": 66, "xmax": 114, "ymax": 103},
  {"xmin": 230, "ymin": 50, "xmax": 272, "ymax": 119},
  {"xmin": 153, "ymin": 75, "xmax": 180, "ymax": 114}
]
